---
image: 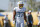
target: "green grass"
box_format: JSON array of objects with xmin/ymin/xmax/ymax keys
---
[
  {"xmin": 25, "ymin": 25, "xmax": 38, "ymax": 27},
  {"xmin": 25, "ymin": 26, "xmax": 37, "ymax": 27},
  {"xmin": 14, "ymin": 25, "xmax": 38, "ymax": 27}
]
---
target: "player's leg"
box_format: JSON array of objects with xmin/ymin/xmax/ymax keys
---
[
  {"xmin": 30, "ymin": 23, "xmax": 32, "ymax": 27},
  {"xmin": 16, "ymin": 21, "xmax": 20, "ymax": 27},
  {"xmin": 20, "ymin": 23, "xmax": 24, "ymax": 27},
  {"xmin": 20, "ymin": 20, "xmax": 24, "ymax": 27}
]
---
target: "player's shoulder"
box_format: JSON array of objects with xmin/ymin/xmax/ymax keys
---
[
  {"xmin": 13, "ymin": 7, "xmax": 18, "ymax": 10},
  {"xmin": 23, "ymin": 7, "xmax": 26, "ymax": 9},
  {"xmin": 23, "ymin": 7, "xmax": 26, "ymax": 10},
  {"xmin": 23, "ymin": 7, "xmax": 26, "ymax": 11}
]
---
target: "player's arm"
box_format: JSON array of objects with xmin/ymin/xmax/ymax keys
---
[
  {"xmin": 24, "ymin": 12, "xmax": 27, "ymax": 22},
  {"xmin": 13, "ymin": 10, "xmax": 16, "ymax": 21}
]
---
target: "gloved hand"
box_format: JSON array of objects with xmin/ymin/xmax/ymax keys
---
[{"xmin": 13, "ymin": 20, "xmax": 15, "ymax": 24}]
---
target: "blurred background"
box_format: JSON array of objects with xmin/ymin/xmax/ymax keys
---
[
  {"xmin": 0, "ymin": 0, "xmax": 40, "ymax": 27},
  {"xmin": 0, "ymin": 0, "xmax": 40, "ymax": 12}
]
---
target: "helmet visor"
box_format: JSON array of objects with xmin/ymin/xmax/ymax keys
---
[{"xmin": 19, "ymin": 4, "xmax": 24, "ymax": 8}]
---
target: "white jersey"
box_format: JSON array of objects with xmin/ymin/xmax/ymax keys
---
[{"xmin": 13, "ymin": 7, "xmax": 26, "ymax": 23}]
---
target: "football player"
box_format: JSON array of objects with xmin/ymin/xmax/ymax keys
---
[{"xmin": 13, "ymin": 1, "xmax": 27, "ymax": 27}]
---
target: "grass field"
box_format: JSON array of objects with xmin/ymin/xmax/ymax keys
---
[
  {"xmin": 25, "ymin": 25, "xmax": 38, "ymax": 27},
  {"xmin": 14, "ymin": 25, "xmax": 38, "ymax": 27},
  {"xmin": 0, "ymin": 26, "xmax": 38, "ymax": 27},
  {"xmin": 14, "ymin": 24, "xmax": 38, "ymax": 27}
]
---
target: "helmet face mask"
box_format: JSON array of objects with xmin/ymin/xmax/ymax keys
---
[
  {"xmin": 19, "ymin": 4, "xmax": 24, "ymax": 8},
  {"xmin": 17, "ymin": 1, "xmax": 24, "ymax": 8}
]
